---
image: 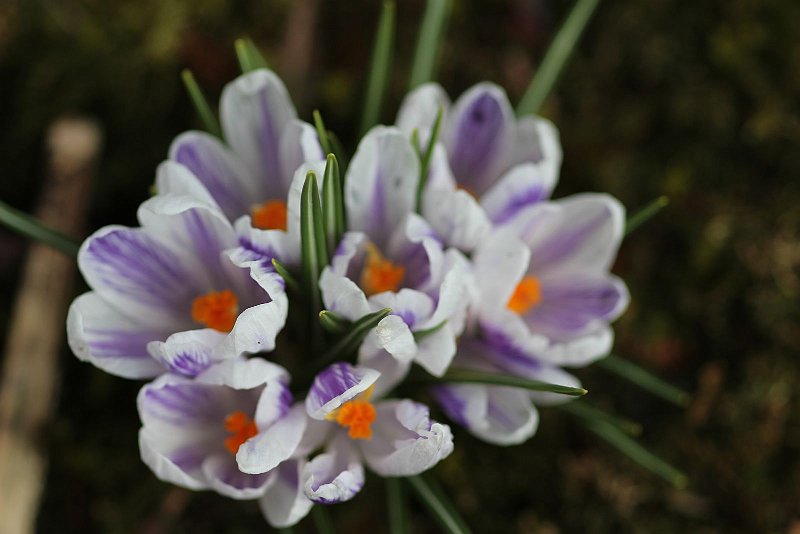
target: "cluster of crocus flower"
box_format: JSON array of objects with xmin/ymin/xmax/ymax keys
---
[{"xmin": 67, "ymin": 67, "xmax": 628, "ymax": 528}]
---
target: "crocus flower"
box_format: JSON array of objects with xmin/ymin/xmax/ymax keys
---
[
  {"xmin": 317, "ymin": 126, "xmax": 470, "ymax": 376},
  {"xmin": 302, "ymin": 362, "xmax": 453, "ymax": 504},
  {"xmin": 394, "ymin": 82, "xmax": 562, "ymax": 251},
  {"xmin": 433, "ymin": 194, "xmax": 630, "ymax": 445},
  {"xmin": 168, "ymin": 68, "xmax": 324, "ymax": 228},
  {"xmin": 67, "ymin": 171, "xmax": 288, "ymax": 379},
  {"xmin": 138, "ymin": 358, "xmax": 306, "ymax": 499}
]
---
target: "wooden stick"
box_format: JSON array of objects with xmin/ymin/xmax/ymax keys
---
[{"xmin": 0, "ymin": 116, "xmax": 101, "ymax": 534}]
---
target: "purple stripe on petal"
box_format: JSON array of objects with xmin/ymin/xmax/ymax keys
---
[
  {"xmin": 491, "ymin": 184, "xmax": 550, "ymax": 225},
  {"xmin": 480, "ymin": 326, "xmax": 543, "ymax": 373},
  {"xmin": 450, "ymin": 92, "xmax": 507, "ymax": 190},
  {"xmin": 308, "ymin": 363, "xmax": 362, "ymax": 410},
  {"xmin": 528, "ymin": 278, "xmax": 625, "ymax": 336},
  {"xmin": 432, "ymin": 386, "xmax": 469, "ymax": 428},
  {"xmin": 184, "ymin": 209, "xmax": 228, "ymax": 284},
  {"xmin": 85, "ymin": 329, "xmax": 156, "ymax": 357},
  {"xmin": 141, "ymin": 384, "xmax": 217, "ymax": 425},
  {"xmin": 173, "ymin": 140, "xmax": 245, "ymax": 217},
  {"xmin": 259, "ymin": 92, "xmax": 283, "ymax": 196},
  {"xmin": 529, "ymin": 214, "xmax": 606, "ymax": 271},
  {"xmin": 84, "ymin": 228, "xmax": 194, "ymax": 308}
]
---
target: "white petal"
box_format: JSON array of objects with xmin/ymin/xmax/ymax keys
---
[
  {"xmin": 305, "ymin": 363, "xmax": 380, "ymax": 420},
  {"xmin": 215, "ymin": 297, "xmax": 289, "ymax": 358},
  {"xmin": 374, "ymin": 315, "xmax": 417, "ymax": 362},
  {"xmin": 360, "ymin": 400, "xmax": 454, "ymax": 477},
  {"xmin": 259, "ymin": 459, "xmax": 314, "ymax": 528},
  {"xmin": 279, "ymin": 120, "xmax": 325, "ymax": 188},
  {"xmin": 196, "ymin": 357, "xmax": 289, "ymax": 390},
  {"xmin": 413, "ymin": 323, "xmax": 456, "ymax": 377},
  {"xmin": 319, "ymin": 267, "xmax": 371, "ymax": 321},
  {"xmin": 154, "ymin": 159, "xmax": 222, "ymax": 212},
  {"xmin": 480, "ymin": 162, "xmax": 558, "ymax": 225},
  {"xmin": 303, "ymin": 434, "xmax": 364, "ymax": 504},
  {"xmin": 473, "ymin": 229, "xmax": 530, "ymax": 312},
  {"xmin": 422, "ymin": 187, "xmax": 491, "ymax": 252},
  {"xmin": 395, "ymin": 82, "xmax": 451, "ymax": 137},
  {"xmin": 138, "ymin": 428, "xmax": 209, "ymax": 491},
  {"xmin": 345, "ymin": 126, "xmax": 419, "ymax": 247},
  {"xmin": 147, "ymin": 328, "xmax": 228, "ymax": 377},
  {"xmin": 202, "ymin": 453, "xmax": 275, "ymax": 500},
  {"xmin": 237, "ymin": 404, "xmax": 307, "ymax": 474}
]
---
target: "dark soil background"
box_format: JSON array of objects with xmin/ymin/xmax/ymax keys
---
[{"xmin": 0, "ymin": 0, "xmax": 798, "ymax": 532}]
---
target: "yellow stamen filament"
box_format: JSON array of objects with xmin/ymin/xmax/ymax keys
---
[
  {"xmin": 223, "ymin": 411, "xmax": 258, "ymax": 455},
  {"xmin": 360, "ymin": 244, "xmax": 405, "ymax": 296},
  {"xmin": 335, "ymin": 399, "xmax": 376, "ymax": 440},
  {"xmin": 251, "ymin": 200, "xmax": 288, "ymax": 230},
  {"xmin": 507, "ymin": 276, "xmax": 542, "ymax": 314},
  {"xmin": 191, "ymin": 289, "xmax": 238, "ymax": 332}
]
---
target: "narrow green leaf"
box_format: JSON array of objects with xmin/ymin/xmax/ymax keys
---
[
  {"xmin": 516, "ymin": 0, "xmax": 601, "ymax": 116},
  {"xmin": 321, "ymin": 154, "xmax": 345, "ymax": 255},
  {"xmin": 313, "ymin": 110, "xmax": 333, "ymax": 156},
  {"xmin": 408, "ymin": 0, "xmax": 452, "ymax": 89},
  {"xmin": 413, "ymin": 320, "xmax": 447, "ymax": 342},
  {"xmin": 327, "ymin": 131, "xmax": 349, "ymax": 170},
  {"xmin": 181, "ymin": 70, "xmax": 222, "ymax": 138},
  {"xmin": 235, "ymin": 37, "xmax": 268, "ymax": 73},
  {"xmin": 386, "ymin": 478, "xmax": 409, "ymax": 534},
  {"xmin": 318, "ymin": 308, "xmax": 392, "ymax": 366},
  {"xmin": 0, "ymin": 200, "xmax": 80, "ymax": 257},
  {"xmin": 311, "ymin": 505, "xmax": 335, "ymax": 534},
  {"xmin": 557, "ymin": 401, "xmax": 642, "ymax": 436},
  {"xmin": 407, "ymin": 474, "xmax": 471, "ymax": 534},
  {"xmin": 625, "ymin": 196, "xmax": 669, "ymax": 235},
  {"xmin": 359, "ymin": 1, "xmax": 396, "ymax": 136},
  {"xmin": 271, "ymin": 258, "xmax": 301, "ymax": 293},
  {"xmin": 300, "ymin": 171, "xmax": 329, "ymax": 344},
  {"xmin": 319, "ymin": 310, "xmax": 350, "ymax": 335},
  {"xmin": 436, "ymin": 369, "xmax": 588, "ymax": 397},
  {"xmin": 415, "ymin": 107, "xmax": 444, "ymax": 212},
  {"xmin": 581, "ymin": 416, "xmax": 688, "ymax": 488},
  {"xmin": 598, "ymin": 353, "xmax": 689, "ymax": 407}
]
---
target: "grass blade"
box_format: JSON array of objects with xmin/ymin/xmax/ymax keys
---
[
  {"xmin": 598, "ymin": 353, "xmax": 690, "ymax": 407},
  {"xmin": 319, "ymin": 310, "xmax": 350, "ymax": 335},
  {"xmin": 625, "ymin": 196, "xmax": 669, "ymax": 235},
  {"xmin": 0, "ymin": 200, "xmax": 79, "ymax": 257},
  {"xmin": 313, "ymin": 110, "xmax": 333, "ymax": 156},
  {"xmin": 317, "ymin": 308, "xmax": 392, "ymax": 366},
  {"xmin": 407, "ymin": 474, "xmax": 471, "ymax": 534},
  {"xmin": 300, "ymin": 171, "xmax": 329, "ymax": 350},
  {"xmin": 321, "ymin": 154, "xmax": 345, "ymax": 255},
  {"xmin": 235, "ymin": 37, "xmax": 268, "ymax": 73},
  {"xmin": 386, "ymin": 478, "xmax": 409, "ymax": 534},
  {"xmin": 359, "ymin": 1, "xmax": 396, "ymax": 136},
  {"xmin": 408, "ymin": 0, "xmax": 451, "ymax": 89},
  {"xmin": 435, "ymin": 369, "xmax": 588, "ymax": 397},
  {"xmin": 415, "ymin": 107, "xmax": 444, "ymax": 212},
  {"xmin": 413, "ymin": 319, "xmax": 447, "ymax": 342},
  {"xmin": 181, "ymin": 70, "xmax": 222, "ymax": 138},
  {"xmin": 271, "ymin": 258, "xmax": 300, "ymax": 293},
  {"xmin": 311, "ymin": 505, "xmax": 335, "ymax": 534},
  {"xmin": 557, "ymin": 401, "xmax": 642, "ymax": 436},
  {"xmin": 516, "ymin": 0, "xmax": 601, "ymax": 116},
  {"xmin": 580, "ymin": 416, "xmax": 688, "ymax": 488}
]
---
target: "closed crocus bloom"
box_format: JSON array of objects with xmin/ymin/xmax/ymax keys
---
[
  {"xmin": 67, "ymin": 175, "xmax": 288, "ymax": 379},
  {"xmin": 318, "ymin": 126, "xmax": 471, "ymax": 376},
  {"xmin": 138, "ymin": 358, "xmax": 306, "ymax": 500},
  {"xmin": 395, "ymin": 82, "xmax": 562, "ymax": 252}
]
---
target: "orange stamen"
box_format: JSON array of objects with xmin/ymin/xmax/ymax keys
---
[
  {"xmin": 223, "ymin": 411, "xmax": 258, "ymax": 455},
  {"xmin": 360, "ymin": 244, "xmax": 405, "ymax": 296},
  {"xmin": 335, "ymin": 399, "xmax": 376, "ymax": 440},
  {"xmin": 191, "ymin": 289, "xmax": 238, "ymax": 332},
  {"xmin": 251, "ymin": 200, "xmax": 288, "ymax": 230},
  {"xmin": 507, "ymin": 276, "xmax": 542, "ymax": 314}
]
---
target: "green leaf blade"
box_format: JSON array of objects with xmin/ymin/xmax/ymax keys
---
[
  {"xmin": 321, "ymin": 154, "xmax": 344, "ymax": 256},
  {"xmin": 516, "ymin": 0, "xmax": 601, "ymax": 116},
  {"xmin": 0, "ymin": 200, "xmax": 80, "ymax": 257},
  {"xmin": 625, "ymin": 196, "xmax": 670, "ymax": 235},
  {"xmin": 407, "ymin": 474, "xmax": 471, "ymax": 534},
  {"xmin": 438, "ymin": 369, "xmax": 588, "ymax": 397},
  {"xmin": 359, "ymin": 1, "xmax": 396, "ymax": 136},
  {"xmin": 409, "ymin": 0, "xmax": 452, "ymax": 89},
  {"xmin": 386, "ymin": 478, "xmax": 409, "ymax": 534},
  {"xmin": 598, "ymin": 353, "xmax": 689, "ymax": 407},
  {"xmin": 318, "ymin": 308, "xmax": 392, "ymax": 366},
  {"xmin": 235, "ymin": 37, "xmax": 268, "ymax": 73},
  {"xmin": 181, "ymin": 69, "xmax": 222, "ymax": 138},
  {"xmin": 271, "ymin": 258, "xmax": 301, "ymax": 293},
  {"xmin": 319, "ymin": 310, "xmax": 350, "ymax": 335}
]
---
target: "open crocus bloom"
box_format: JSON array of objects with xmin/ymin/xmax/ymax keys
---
[
  {"xmin": 250, "ymin": 362, "xmax": 452, "ymax": 509},
  {"xmin": 138, "ymin": 358, "xmax": 306, "ymax": 500},
  {"xmin": 394, "ymin": 82, "xmax": 562, "ymax": 251},
  {"xmin": 67, "ymin": 175, "xmax": 288, "ymax": 379},
  {"xmin": 318, "ymin": 126, "xmax": 470, "ymax": 376},
  {"xmin": 167, "ymin": 68, "xmax": 324, "ymax": 227}
]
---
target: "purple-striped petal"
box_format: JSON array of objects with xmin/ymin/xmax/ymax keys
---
[
  {"xmin": 305, "ymin": 363, "xmax": 380, "ymax": 420},
  {"xmin": 237, "ymin": 404, "xmax": 307, "ymax": 475},
  {"xmin": 395, "ymin": 83, "xmax": 451, "ymax": 138},
  {"xmin": 202, "ymin": 453, "xmax": 275, "ymax": 500},
  {"xmin": 259, "ymin": 459, "xmax": 314, "ymax": 528},
  {"xmin": 302, "ymin": 434, "xmax": 364, "ymax": 504},
  {"xmin": 67, "ymin": 292, "xmax": 168, "ymax": 379},
  {"xmin": 147, "ymin": 329, "xmax": 228, "ymax": 377},
  {"xmin": 169, "ymin": 131, "xmax": 259, "ymax": 219},
  {"xmin": 481, "ymin": 163, "xmax": 558, "ymax": 225}
]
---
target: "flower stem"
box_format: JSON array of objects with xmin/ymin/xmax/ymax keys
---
[
  {"xmin": 407, "ymin": 474, "xmax": 471, "ymax": 534},
  {"xmin": 0, "ymin": 200, "xmax": 79, "ymax": 258},
  {"xmin": 386, "ymin": 478, "xmax": 410, "ymax": 534},
  {"xmin": 408, "ymin": 0, "xmax": 451, "ymax": 90}
]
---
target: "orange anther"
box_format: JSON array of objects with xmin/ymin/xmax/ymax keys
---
[
  {"xmin": 191, "ymin": 289, "xmax": 238, "ymax": 332},
  {"xmin": 507, "ymin": 276, "xmax": 542, "ymax": 314},
  {"xmin": 335, "ymin": 399, "xmax": 376, "ymax": 440},
  {"xmin": 251, "ymin": 200, "xmax": 288, "ymax": 230},
  {"xmin": 360, "ymin": 244, "xmax": 405, "ymax": 296},
  {"xmin": 223, "ymin": 411, "xmax": 258, "ymax": 455}
]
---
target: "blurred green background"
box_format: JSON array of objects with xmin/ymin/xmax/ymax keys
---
[{"xmin": 1, "ymin": 0, "xmax": 798, "ymax": 532}]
